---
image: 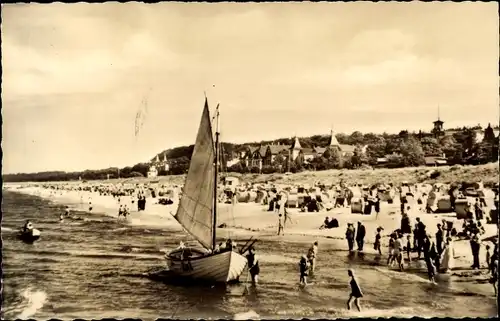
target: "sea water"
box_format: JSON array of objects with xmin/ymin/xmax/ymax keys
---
[{"xmin": 1, "ymin": 191, "xmax": 497, "ymax": 319}]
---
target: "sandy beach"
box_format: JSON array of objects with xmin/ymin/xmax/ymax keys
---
[{"xmin": 8, "ymin": 178, "xmax": 498, "ymax": 299}]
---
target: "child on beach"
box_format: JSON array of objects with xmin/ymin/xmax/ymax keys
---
[
  {"xmin": 277, "ymin": 213, "xmax": 284, "ymax": 236},
  {"xmin": 347, "ymin": 269, "xmax": 363, "ymax": 312},
  {"xmin": 387, "ymin": 234, "xmax": 395, "ymax": 267},
  {"xmin": 393, "ymin": 234, "xmax": 404, "ymax": 271},
  {"xmin": 374, "ymin": 227, "xmax": 382, "ymax": 255},
  {"xmin": 425, "ymin": 256, "xmax": 437, "ymax": 283},
  {"xmin": 490, "ymin": 257, "xmax": 498, "ymax": 296},
  {"xmin": 299, "ymin": 255, "xmax": 310, "ymax": 286}
]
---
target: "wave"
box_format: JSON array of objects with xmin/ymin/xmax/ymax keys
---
[
  {"xmin": 374, "ymin": 266, "xmax": 433, "ymax": 284},
  {"xmin": 24, "ymin": 249, "xmax": 163, "ymax": 261},
  {"xmin": 13, "ymin": 287, "xmax": 48, "ymax": 319},
  {"xmin": 233, "ymin": 310, "xmax": 260, "ymax": 320},
  {"xmin": 343, "ymin": 306, "xmax": 430, "ymax": 318},
  {"xmin": 1, "ymin": 227, "xmax": 15, "ymax": 232}
]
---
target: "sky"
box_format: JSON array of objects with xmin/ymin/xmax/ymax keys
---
[{"xmin": 2, "ymin": 2, "xmax": 499, "ymax": 174}]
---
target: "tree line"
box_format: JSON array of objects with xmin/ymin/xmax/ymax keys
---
[{"xmin": 3, "ymin": 126, "xmax": 498, "ymax": 182}]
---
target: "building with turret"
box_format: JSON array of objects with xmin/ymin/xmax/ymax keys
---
[
  {"xmin": 234, "ymin": 129, "xmax": 361, "ymax": 171},
  {"xmin": 147, "ymin": 153, "xmax": 170, "ymax": 178}
]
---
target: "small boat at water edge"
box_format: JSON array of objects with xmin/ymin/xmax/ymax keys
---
[
  {"xmin": 164, "ymin": 97, "xmax": 247, "ymax": 284},
  {"xmin": 18, "ymin": 228, "xmax": 41, "ymax": 243},
  {"xmin": 167, "ymin": 246, "xmax": 248, "ymax": 283}
]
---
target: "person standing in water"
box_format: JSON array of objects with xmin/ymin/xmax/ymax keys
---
[
  {"xmin": 277, "ymin": 213, "xmax": 284, "ymax": 236},
  {"xmin": 387, "ymin": 233, "xmax": 395, "ymax": 266},
  {"xmin": 346, "ymin": 223, "xmax": 356, "ymax": 252},
  {"xmin": 307, "ymin": 241, "xmax": 319, "ymax": 275},
  {"xmin": 374, "ymin": 227, "xmax": 382, "ymax": 256},
  {"xmin": 393, "ymin": 233, "xmax": 404, "ymax": 271},
  {"xmin": 347, "ymin": 269, "xmax": 363, "ymax": 312},
  {"xmin": 246, "ymin": 246, "xmax": 260, "ymax": 286},
  {"xmin": 299, "ymin": 255, "xmax": 310, "ymax": 286},
  {"xmin": 435, "ymin": 223, "xmax": 444, "ymax": 256},
  {"xmin": 490, "ymin": 256, "xmax": 498, "ymax": 296},
  {"xmin": 356, "ymin": 222, "xmax": 366, "ymax": 252},
  {"xmin": 470, "ymin": 233, "xmax": 481, "ymax": 269},
  {"xmin": 22, "ymin": 220, "xmax": 34, "ymax": 233},
  {"xmin": 406, "ymin": 234, "xmax": 412, "ymax": 263}
]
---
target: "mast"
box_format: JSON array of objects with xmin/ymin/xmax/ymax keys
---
[{"xmin": 213, "ymin": 103, "xmax": 220, "ymax": 251}]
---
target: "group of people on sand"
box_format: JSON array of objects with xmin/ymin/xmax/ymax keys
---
[{"xmin": 339, "ymin": 201, "xmax": 499, "ymax": 292}]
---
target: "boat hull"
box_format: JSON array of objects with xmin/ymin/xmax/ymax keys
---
[
  {"xmin": 166, "ymin": 249, "xmax": 247, "ymax": 283},
  {"xmin": 18, "ymin": 228, "xmax": 41, "ymax": 243}
]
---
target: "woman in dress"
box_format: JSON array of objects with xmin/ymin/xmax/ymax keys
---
[
  {"xmin": 347, "ymin": 269, "xmax": 363, "ymax": 312},
  {"xmin": 440, "ymin": 237, "xmax": 455, "ymax": 273}
]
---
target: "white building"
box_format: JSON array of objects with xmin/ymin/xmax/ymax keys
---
[{"xmin": 147, "ymin": 165, "xmax": 158, "ymax": 178}]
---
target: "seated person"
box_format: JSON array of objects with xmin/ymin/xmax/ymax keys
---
[
  {"xmin": 23, "ymin": 220, "xmax": 34, "ymax": 233},
  {"xmin": 327, "ymin": 218, "xmax": 339, "ymax": 228},
  {"xmin": 320, "ymin": 217, "xmax": 330, "ymax": 229}
]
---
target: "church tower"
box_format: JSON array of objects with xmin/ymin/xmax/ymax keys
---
[
  {"xmin": 291, "ymin": 136, "xmax": 302, "ymax": 161},
  {"xmin": 328, "ymin": 128, "xmax": 340, "ymax": 147},
  {"xmin": 432, "ymin": 105, "xmax": 444, "ymax": 138}
]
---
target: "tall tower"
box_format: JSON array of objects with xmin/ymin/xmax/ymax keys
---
[
  {"xmin": 291, "ymin": 136, "xmax": 302, "ymax": 160},
  {"xmin": 432, "ymin": 105, "xmax": 444, "ymax": 138},
  {"xmin": 329, "ymin": 128, "xmax": 340, "ymax": 147}
]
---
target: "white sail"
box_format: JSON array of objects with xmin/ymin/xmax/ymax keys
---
[{"xmin": 174, "ymin": 98, "xmax": 215, "ymax": 249}]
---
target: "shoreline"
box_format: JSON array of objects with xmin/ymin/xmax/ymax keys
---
[{"xmin": 6, "ymin": 185, "xmax": 498, "ymax": 299}]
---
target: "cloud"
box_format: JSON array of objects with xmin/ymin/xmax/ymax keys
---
[{"xmin": 1, "ymin": 2, "xmax": 498, "ymax": 173}]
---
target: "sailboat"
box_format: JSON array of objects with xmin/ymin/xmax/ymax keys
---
[{"xmin": 165, "ymin": 97, "xmax": 248, "ymax": 283}]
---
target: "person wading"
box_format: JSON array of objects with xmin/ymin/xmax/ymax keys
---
[
  {"xmin": 387, "ymin": 234, "xmax": 395, "ymax": 267},
  {"xmin": 307, "ymin": 241, "xmax": 319, "ymax": 276},
  {"xmin": 299, "ymin": 255, "xmax": 310, "ymax": 286},
  {"xmin": 435, "ymin": 224, "xmax": 445, "ymax": 256},
  {"xmin": 346, "ymin": 223, "xmax": 356, "ymax": 252},
  {"xmin": 423, "ymin": 236, "xmax": 436, "ymax": 283},
  {"xmin": 346, "ymin": 269, "xmax": 363, "ymax": 312},
  {"xmin": 470, "ymin": 233, "xmax": 481, "ymax": 269},
  {"xmin": 23, "ymin": 220, "xmax": 34, "ymax": 233},
  {"xmin": 374, "ymin": 227, "xmax": 382, "ymax": 256},
  {"xmin": 406, "ymin": 234, "xmax": 412, "ymax": 263},
  {"xmin": 490, "ymin": 256, "xmax": 498, "ymax": 296},
  {"xmin": 277, "ymin": 213, "xmax": 284, "ymax": 236},
  {"xmin": 393, "ymin": 233, "xmax": 404, "ymax": 271},
  {"xmin": 356, "ymin": 222, "xmax": 366, "ymax": 252},
  {"xmin": 246, "ymin": 246, "xmax": 260, "ymax": 286},
  {"xmin": 416, "ymin": 218, "xmax": 426, "ymax": 259}
]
